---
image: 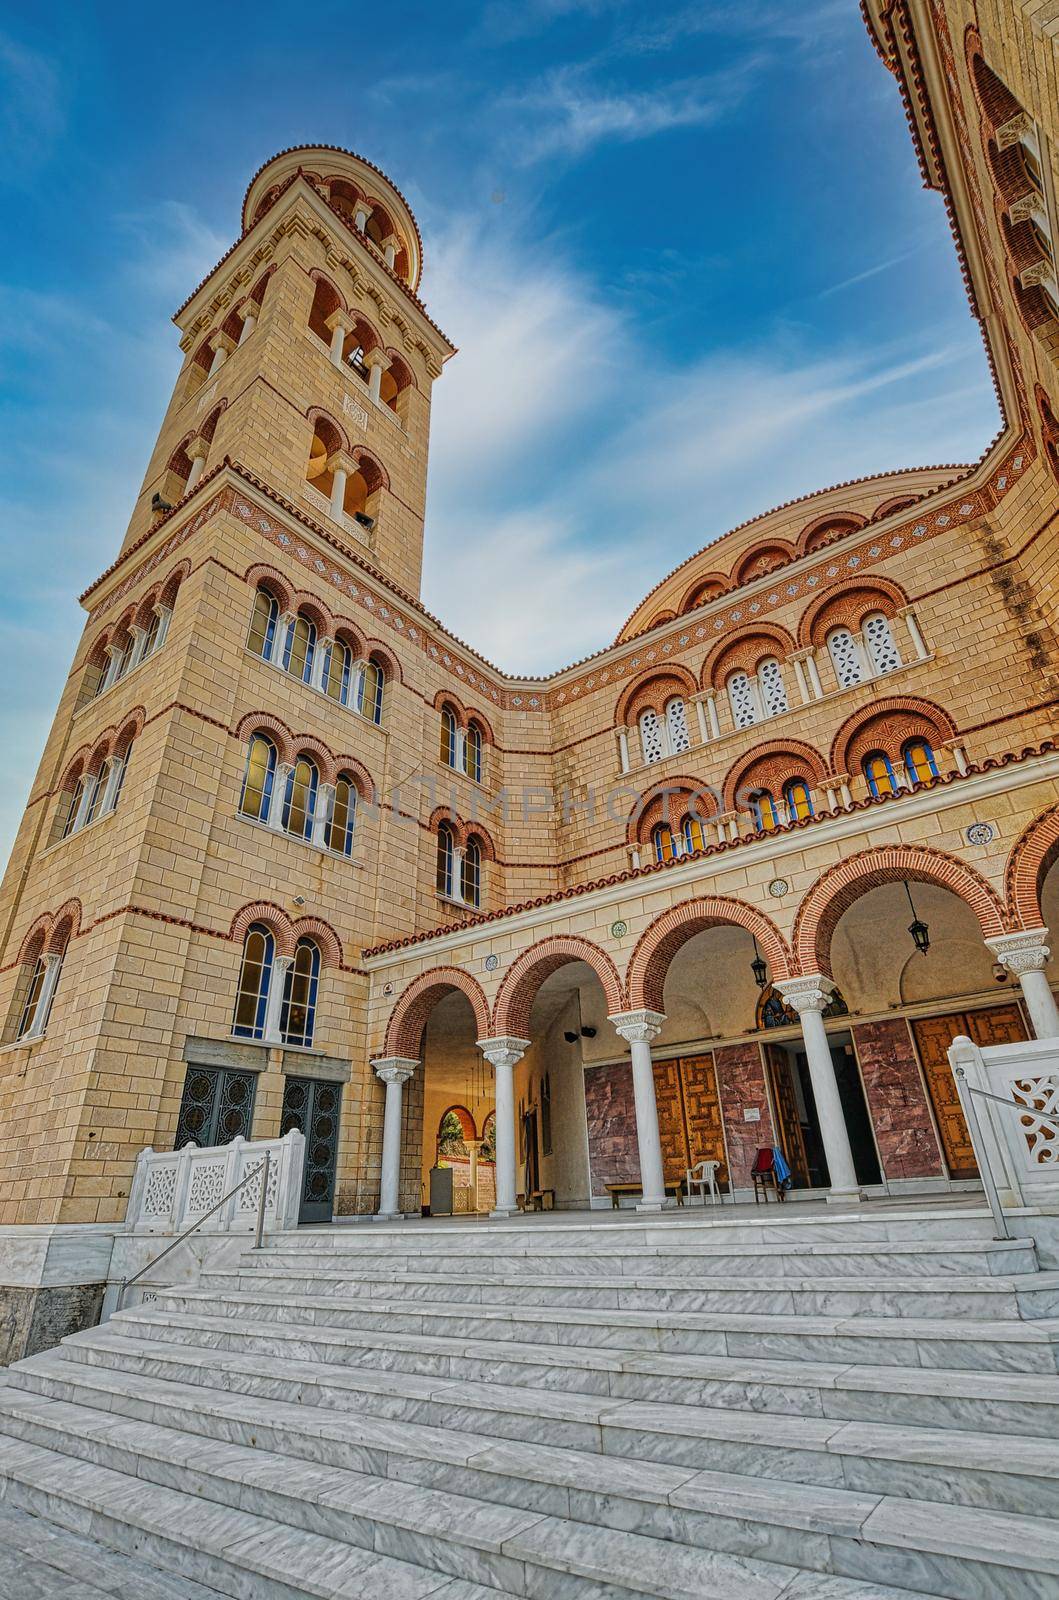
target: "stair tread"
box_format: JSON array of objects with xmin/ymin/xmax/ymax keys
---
[
  {"xmin": 112, "ymin": 1302, "xmax": 1059, "ymax": 1400},
  {"xmin": 31, "ymin": 1330, "xmax": 1059, "ymax": 1475},
  {"xmin": 0, "ymin": 1502, "xmax": 227, "ymax": 1600},
  {"xmin": 210, "ymin": 1266, "xmax": 1033, "ymax": 1289}
]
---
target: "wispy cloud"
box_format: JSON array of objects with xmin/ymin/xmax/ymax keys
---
[
  {"xmin": 0, "ymin": 36, "xmax": 64, "ymax": 173},
  {"xmin": 114, "ymin": 200, "xmax": 229, "ymax": 301}
]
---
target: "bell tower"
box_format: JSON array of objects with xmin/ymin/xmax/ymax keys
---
[{"xmin": 121, "ymin": 144, "xmax": 453, "ymax": 597}]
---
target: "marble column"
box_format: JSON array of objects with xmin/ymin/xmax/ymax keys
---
[
  {"xmin": 238, "ymin": 304, "xmax": 257, "ymax": 344},
  {"xmin": 185, "ymin": 436, "xmax": 209, "ymax": 493},
  {"xmin": 262, "ymin": 955, "xmax": 293, "ymax": 1045},
  {"xmin": 364, "ymin": 350, "xmax": 390, "ymax": 405},
  {"xmin": 372, "ymin": 1058, "xmax": 418, "ymax": 1220},
  {"xmin": 986, "ymin": 930, "xmax": 1059, "ymax": 1039},
  {"xmin": 608, "ymin": 1011, "xmax": 668, "ymax": 1210},
  {"xmin": 478, "ymin": 1037, "xmax": 529, "ymax": 1217},
  {"xmin": 325, "ymin": 309, "xmax": 356, "ymax": 369},
  {"xmin": 775, "ymin": 976, "xmax": 864, "ymax": 1203}
]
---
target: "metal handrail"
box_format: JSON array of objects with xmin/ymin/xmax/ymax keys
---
[
  {"xmin": 952, "ymin": 1068, "xmax": 1059, "ymax": 1241},
  {"xmin": 116, "ymin": 1149, "xmax": 271, "ymax": 1311}
]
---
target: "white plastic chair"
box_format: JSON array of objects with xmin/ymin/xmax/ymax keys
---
[{"xmin": 685, "ymin": 1159, "xmax": 722, "ymax": 1206}]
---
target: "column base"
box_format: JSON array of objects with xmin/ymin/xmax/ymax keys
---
[
  {"xmin": 635, "ymin": 1199, "xmax": 670, "ymax": 1213},
  {"xmin": 372, "ymin": 1211, "xmax": 406, "ymax": 1223},
  {"xmin": 489, "ymin": 1207, "xmax": 520, "ymax": 1219},
  {"xmin": 825, "ymin": 1188, "xmax": 866, "ymax": 1206}
]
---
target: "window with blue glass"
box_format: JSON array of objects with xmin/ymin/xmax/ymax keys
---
[
  {"xmin": 247, "ymin": 588, "xmax": 279, "ymax": 660},
  {"xmin": 239, "ymin": 734, "xmax": 277, "ymax": 822},
  {"xmin": 282, "ymin": 614, "xmax": 316, "ymax": 684},
  {"xmin": 232, "ymin": 923, "xmax": 275, "ymax": 1039},
  {"xmin": 327, "ymin": 774, "xmax": 357, "ymax": 857},
  {"xmin": 864, "ymin": 751, "xmax": 897, "ymax": 797},
  {"xmin": 281, "ymin": 938, "xmax": 320, "ymax": 1047},
  {"xmin": 784, "ymin": 778, "xmax": 814, "ymax": 821},
  {"xmin": 903, "ymin": 739, "xmax": 938, "ymax": 786},
  {"xmin": 282, "ymin": 756, "xmax": 318, "ymax": 839}
]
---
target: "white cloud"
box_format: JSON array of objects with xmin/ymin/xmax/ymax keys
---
[
  {"xmin": 114, "ymin": 200, "xmax": 229, "ymax": 302},
  {"xmin": 0, "ymin": 36, "xmax": 63, "ymax": 172}
]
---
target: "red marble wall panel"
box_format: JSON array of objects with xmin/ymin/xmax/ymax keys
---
[
  {"xmin": 714, "ymin": 1042, "xmax": 775, "ymax": 1188},
  {"xmin": 852, "ymin": 1019, "xmax": 944, "ymax": 1180},
  {"xmin": 583, "ymin": 1061, "xmax": 640, "ymax": 1196}
]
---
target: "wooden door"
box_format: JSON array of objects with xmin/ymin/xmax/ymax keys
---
[
  {"xmin": 912, "ymin": 1005, "xmax": 1027, "ymax": 1179},
  {"xmin": 679, "ymin": 1053, "xmax": 728, "ymax": 1187},
  {"xmin": 652, "ymin": 1058, "xmax": 690, "ymax": 1183},
  {"xmin": 764, "ymin": 1046, "xmax": 810, "ymax": 1186}
]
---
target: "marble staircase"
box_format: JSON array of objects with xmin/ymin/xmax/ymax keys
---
[{"xmin": 1, "ymin": 1205, "xmax": 1059, "ymax": 1599}]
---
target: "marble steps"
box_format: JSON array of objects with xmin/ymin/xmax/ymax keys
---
[
  {"xmin": 6, "ymin": 1350, "xmax": 1059, "ymax": 1599},
  {"xmin": 100, "ymin": 1301, "xmax": 1059, "ymax": 1437},
  {"xmin": 0, "ymin": 1502, "xmax": 229, "ymax": 1600},
  {"xmin": 251, "ymin": 1235, "xmax": 1040, "ymax": 1279},
  {"xmin": 198, "ymin": 1263, "xmax": 1059, "ymax": 1320},
  {"xmin": 158, "ymin": 1283, "xmax": 1059, "ymax": 1371},
  {"xmin": 23, "ymin": 1327, "xmax": 1059, "ymax": 1519},
  {"xmin": 0, "ymin": 1415, "xmax": 951, "ymax": 1600}
]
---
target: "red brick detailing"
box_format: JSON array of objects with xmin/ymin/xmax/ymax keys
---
[
  {"xmin": 702, "ymin": 624, "xmax": 796, "ymax": 689},
  {"xmin": 14, "ymin": 899, "xmax": 84, "ymax": 967},
  {"xmin": 615, "ymin": 667, "xmax": 697, "ymax": 727},
  {"xmin": 290, "ymin": 737, "xmax": 337, "ymax": 785},
  {"xmin": 627, "ymin": 897, "xmax": 792, "ymax": 1014},
  {"xmin": 384, "ymin": 967, "xmax": 491, "ymax": 1058},
  {"xmin": 852, "ymin": 1019, "xmax": 944, "ymax": 1180},
  {"xmin": 714, "ymin": 1042, "xmax": 775, "ymax": 1186},
  {"xmin": 229, "ymin": 902, "xmax": 297, "ymax": 959},
  {"xmin": 113, "ymin": 708, "xmax": 145, "ymax": 758},
  {"xmin": 796, "ymin": 512, "xmax": 867, "ymax": 556},
  {"xmin": 56, "ymin": 746, "xmax": 91, "ymax": 795},
  {"xmin": 306, "ymin": 407, "xmax": 349, "ymax": 455},
  {"xmin": 793, "ymin": 846, "xmax": 1008, "ymax": 977},
  {"xmin": 584, "ymin": 1061, "xmax": 641, "ymax": 1195},
  {"xmin": 678, "ymin": 574, "xmax": 728, "ymax": 614},
  {"xmin": 732, "ymin": 540, "xmax": 797, "ymax": 586},
  {"xmin": 1035, "ymin": 386, "xmax": 1059, "ymax": 486},
  {"xmin": 350, "ymin": 448, "xmax": 390, "ymax": 495},
  {"xmin": 332, "ymin": 619, "xmax": 369, "ymax": 658},
  {"xmin": 1005, "ymin": 804, "xmax": 1059, "ymax": 929},
  {"xmin": 158, "ymin": 561, "xmax": 189, "ymax": 612},
  {"xmin": 628, "ymin": 780, "xmax": 718, "ymax": 847},
  {"xmin": 721, "ymin": 740, "xmax": 828, "ymax": 813},
  {"xmin": 830, "ymin": 696, "xmax": 957, "ymax": 777},
  {"xmin": 332, "ymin": 754, "xmax": 375, "ymax": 800},
  {"xmin": 797, "ymin": 577, "xmax": 908, "ymax": 648},
  {"xmin": 291, "ymin": 917, "xmax": 343, "ymax": 968},
  {"xmin": 492, "ymin": 937, "xmax": 625, "ymax": 1039},
  {"xmin": 365, "ymin": 640, "xmax": 402, "ymax": 686},
  {"xmin": 290, "ymin": 590, "xmax": 335, "ymax": 636},
  {"xmin": 14, "ymin": 917, "xmax": 49, "ymax": 967},
  {"xmin": 244, "ymin": 564, "xmax": 295, "ymax": 613},
  {"xmin": 234, "ymin": 712, "xmax": 294, "ymax": 765},
  {"xmin": 430, "ymin": 691, "xmax": 495, "ymax": 743},
  {"xmin": 872, "ymin": 495, "xmax": 919, "ymax": 519}
]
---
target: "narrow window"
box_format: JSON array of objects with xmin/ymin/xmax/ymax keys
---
[
  {"xmin": 462, "ymin": 836, "xmax": 482, "ymax": 907},
  {"xmin": 359, "ymin": 659, "xmax": 384, "ymax": 725},
  {"xmin": 232, "ymin": 924, "xmax": 274, "ymax": 1039},
  {"xmin": 328, "ymin": 775, "xmax": 357, "ymax": 856},
  {"xmin": 282, "ymin": 615, "xmax": 316, "ymax": 684},
  {"xmin": 440, "ymin": 706, "xmax": 458, "ymax": 768},
  {"xmin": 323, "ymin": 640, "xmax": 353, "ymax": 704},
  {"xmin": 827, "ymin": 627, "xmax": 863, "ymax": 688},
  {"xmin": 758, "ymin": 658, "xmax": 789, "ymax": 717},
  {"xmin": 864, "ymin": 752, "xmax": 897, "ymax": 797},
  {"xmin": 282, "ymin": 757, "xmax": 318, "ymax": 840},
  {"xmin": 681, "ymin": 814, "xmax": 706, "ymax": 855},
  {"xmin": 639, "ymin": 708, "xmax": 665, "ymax": 764},
  {"xmin": 665, "ymin": 697, "xmax": 691, "ymax": 754},
  {"xmin": 653, "ymin": 823, "xmax": 675, "ymax": 863},
  {"xmin": 140, "ymin": 608, "xmax": 162, "ymax": 660},
  {"xmin": 727, "ymin": 671, "xmax": 757, "ymax": 729},
  {"xmin": 784, "ymin": 778, "xmax": 814, "ymax": 821},
  {"xmin": 281, "ymin": 938, "xmax": 320, "ymax": 1048},
  {"xmin": 751, "ymin": 790, "xmax": 780, "ymax": 831},
  {"xmin": 904, "ymin": 739, "xmax": 938, "ymax": 786},
  {"xmin": 863, "ymin": 613, "xmax": 902, "ymax": 675},
  {"xmin": 437, "ymin": 822, "xmax": 456, "ymax": 897},
  {"xmin": 465, "ymin": 723, "xmax": 483, "ymax": 783},
  {"xmin": 247, "ymin": 589, "xmax": 279, "ymax": 659},
  {"xmin": 239, "ymin": 735, "xmax": 277, "ymax": 822},
  {"xmin": 59, "ymin": 776, "xmax": 88, "ymax": 840}
]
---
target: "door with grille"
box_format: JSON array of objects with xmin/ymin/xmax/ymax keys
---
[
  {"xmin": 174, "ymin": 1065, "xmax": 256, "ymax": 1149},
  {"xmin": 281, "ymin": 1075, "xmax": 342, "ymax": 1223}
]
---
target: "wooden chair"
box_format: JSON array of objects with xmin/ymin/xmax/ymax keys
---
[
  {"xmin": 750, "ymin": 1147, "xmax": 785, "ymax": 1204},
  {"xmin": 684, "ymin": 1159, "xmax": 722, "ymax": 1206}
]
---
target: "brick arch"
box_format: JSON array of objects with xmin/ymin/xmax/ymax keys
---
[
  {"xmin": 646, "ymin": 610, "xmax": 676, "ymax": 631},
  {"xmin": 797, "ymin": 577, "xmax": 908, "ymax": 648},
  {"xmin": 796, "ymin": 511, "xmax": 867, "ymax": 556},
  {"xmin": 350, "ymin": 447, "xmax": 390, "ymax": 494},
  {"xmin": 465, "ymin": 823, "xmax": 497, "ymax": 863},
  {"xmin": 792, "ymin": 846, "xmax": 1008, "ymax": 978},
  {"xmin": 290, "ymin": 736, "xmax": 336, "ymax": 785},
  {"xmin": 234, "ymin": 711, "xmax": 293, "ymax": 763},
  {"xmin": 292, "ymin": 916, "xmax": 343, "ymax": 968},
  {"xmin": 383, "ymin": 967, "xmax": 491, "ymax": 1058},
  {"xmin": 465, "ymin": 707, "xmax": 496, "ymax": 746},
  {"xmin": 384, "ymin": 348, "xmax": 417, "ymax": 392},
  {"xmin": 1035, "ymin": 385, "xmax": 1059, "ymax": 486},
  {"xmin": 702, "ymin": 623, "xmax": 796, "ymax": 689},
  {"xmin": 306, "ymin": 407, "xmax": 348, "ymax": 455},
  {"xmin": 492, "ymin": 937, "xmax": 625, "ymax": 1038},
  {"xmin": 731, "ymin": 539, "xmax": 796, "ymax": 586},
  {"xmin": 46, "ymin": 899, "xmax": 82, "ymax": 954},
  {"xmin": 332, "ymin": 754, "xmax": 375, "ymax": 801},
  {"xmin": 437, "ymin": 1104, "xmax": 476, "ymax": 1140},
  {"xmin": 111, "ymin": 605, "xmax": 138, "ymax": 641},
  {"xmin": 307, "ymin": 269, "xmax": 346, "ymax": 317},
  {"xmin": 872, "ymin": 495, "xmax": 919, "ymax": 519},
  {"xmin": 1005, "ymin": 804, "xmax": 1059, "ymax": 929},
  {"xmin": 625, "ymin": 778, "xmax": 719, "ymax": 846},
  {"xmin": 722, "ymin": 739, "xmax": 828, "ymax": 812},
  {"xmin": 85, "ymin": 728, "xmax": 118, "ymax": 776},
  {"xmin": 249, "ymin": 265, "xmax": 276, "ymax": 306},
  {"xmin": 289, "ymin": 590, "xmax": 335, "ymax": 636},
  {"xmin": 434, "ymin": 690, "xmax": 468, "ymax": 724},
  {"xmin": 113, "ymin": 707, "xmax": 145, "ymax": 758},
  {"xmin": 244, "ymin": 564, "xmax": 295, "ymax": 614},
  {"xmin": 133, "ymin": 587, "xmax": 161, "ymax": 629},
  {"xmin": 15, "ymin": 915, "xmax": 51, "ymax": 967},
  {"xmin": 364, "ymin": 640, "xmax": 402, "ymax": 685},
  {"xmin": 229, "ymin": 902, "xmax": 297, "ymax": 959},
  {"xmin": 679, "ymin": 573, "xmax": 728, "ymax": 614},
  {"xmin": 627, "ymin": 897, "xmax": 792, "ymax": 1012},
  {"xmin": 830, "ymin": 696, "xmax": 957, "ymax": 777},
  {"xmin": 615, "ymin": 665, "xmax": 697, "ymax": 727},
  {"xmin": 332, "ymin": 619, "xmax": 369, "ymax": 659},
  {"xmin": 198, "ymin": 399, "xmax": 227, "ymax": 445},
  {"xmin": 57, "ymin": 745, "xmax": 92, "ymax": 796},
  {"xmin": 158, "ymin": 560, "xmax": 190, "ymax": 611}
]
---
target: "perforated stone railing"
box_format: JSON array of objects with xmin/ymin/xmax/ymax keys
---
[
  {"xmin": 948, "ymin": 1034, "xmax": 1059, "ymax": 1211},
  {"xmin": 125, "ymin": 1130, "xmax": 305, "ymax": 1235}
]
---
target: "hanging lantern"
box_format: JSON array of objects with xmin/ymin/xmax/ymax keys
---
[
  {"xmin": 905, "ymin": 881, "xmax": 930, "ymax": 955},
  {"xmin": 750, "ymin": 936, "xmax": 768, "ymax": 989}
]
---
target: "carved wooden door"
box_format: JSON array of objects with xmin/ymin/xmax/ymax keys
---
[
  {"xmin": 652, "ymin": 1058, "xmax": 690, "ymax": 1183},
  {"xmin": 764, "ymin": 1046, "xmax": 809, "ymax": 1186},
  {"xmin": 679, "ymin": 1053, "xmax": 728, "ymax": 1187},
  {"xmin": 912, "ymin": 1005, "xmax": 1026, "ymax": 1179}
]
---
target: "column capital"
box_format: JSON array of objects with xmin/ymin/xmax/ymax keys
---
[
  {"xmin": 188, "ymin": 434, "xmax": 210, "ymax": 462},
  {"xmin": 362, "ymin": 347, "xmax": 390, "ymax": 372},
  {"xmin": 327, "ymin": 449, "xmax": 358, "ymax": 478},
  {"xmin": 477, "ymin": 1036, "xmax": 530, "ymax": 1068},
  {"xmin": 986, "ymin": 928, "xmax": 1052, "ymax": 974},
  {"xmin": 210, "ymin": 331, "xmax": 237, "ymax": 356},
  {"xmin": 325, "ymin": 308, "xmax": 357, "ymax": 335},
  {"xmin": 774, "ymin": 975, "xmax": 835, "ymax": 1015},
  {"xmin": 608, "ymin": 1009, "xmax": 665, "ymax": 1044},
  {"xmin": 371, "ymin": 1056, "xmax": 418, "ymax": 1085},
  {"xmin": 790, "ymin": 645, "xmax": 817, "ymax": 661}
]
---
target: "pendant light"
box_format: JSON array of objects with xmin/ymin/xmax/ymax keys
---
[
  {"xmin": 750, "ymin": 936, "xmax": 768, "ymax": 989},
  {"xmin": 905, "ymin": 881, "xmax": 930, "ymax": 956}
]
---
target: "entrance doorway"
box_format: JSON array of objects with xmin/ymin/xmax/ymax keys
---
[
  {"xmin": 280, "ymin": 1075, "xmax": 341, "ymax": 1224},
  {"xmin": 521, "ymin": 1107, "xmax": 540, "ymax": 1199},
  {"xmin": 765, "ymin": 1037, "xmax": 881, "ymax": 1189},
  {"xmin": 911, "ymin": 1003, "xmax": 1027, "ymax": 1178}
]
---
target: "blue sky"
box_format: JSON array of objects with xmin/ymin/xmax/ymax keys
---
[{"xmin": 0, "ymin": 1, "xmax": 1000, "ymax": 857}]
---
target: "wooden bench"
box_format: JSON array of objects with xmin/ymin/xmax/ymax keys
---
[
  {"xmin": 606, "ymin": 1182, "xmax": 684, "ymax": 1209},
  {"xmin": 522, "ymin": 1188, "xmax": 555, "ymax": 1212}
]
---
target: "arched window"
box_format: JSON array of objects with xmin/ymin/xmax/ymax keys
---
[
  {"xmin": 12, "ymin": 933, "xmax": 67, "ymax": 1043},
  {"xmin": 357, "ymin": 659, "xmax": 384, "ymax": 725},
  {"xmin": 328, "ymin": 774, "xmax": 357, "ymax": 856},
  {"xmin": 750, "ymin": 790, "xmax": 780, "ymax": 831},
  {"xmin": 323, "ymin": 639, "xmax": 353, "ymax": 704},
  {"xmin": 727, "ymin": 671, "xmax": 758, "ymax": 729},
  {"xmin": 863, "ymin": 613, "xmax": 902, "ymax": 675},
  {"xmin": 60, "ymin": 774, "xmax": 94, "ymax": 840},
  {"xmin": 282, "ymin": 614, "xmax": 317, "ymax": 684},
  {"xmin": 664, "ymin": 697, "xmax": 691, "ymax": 755},
  {"xmin": 864, "ymin": 751, "xmax": 897, "ymax": 798},
  {"xmin": 462, "ymin": 836, "xmax": 482, "ymax": 908},
  {"xmin": 440, "ymin": 705, "xmax": 458, "ymax": 768},
  {"xmin": 904, "ymin": 739, "xmax": 938, "ymax": 786},
  {"xmin": 240, "ymin": 735, "xmax": 277, "ymax": 823},
  {"xmin": 232, "ymin": 923, "xmax": 275, "ymax": 1040},
  {"xmin": 784, "ymin": 778, "xmax": 814, "ymax": 821},
  {"xmin": 639, "ymin": 707, "xmax": 665, "ymax": 764},
  {"xmin": 436, "ymin": 821, "xmax": 457, "ymax": 898},
  {"xmin": 282, "ymin": 757, "xmax": 319, "ymax": 840},
  {"xmin": 827, "ymin": 627, "xmax": 864, "ymax": 688},
  {"xmin": 281, "ymin": 938, "xmax": 320, "ymax": 1048},
  {"xmin": 653, "ymin": 822, "xmax": 676, "ymax": 864},
  {"xmin": 465, "ymin": 722, "xmax": 483, "ymax": 783},
  {"xmin": 247, "ymin": 588, "xmax": 279, "ymax": 660},
  {"xmin": 758, "ymin": 658, "xmax": 788, "ymax": 718},
  {"xmin": 140, "ymin": 606, "xmax": 163, "ymax": 660},
  {"xmin": 681, "ymin": 814, "xmax": 706, "ymax": 855}
]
